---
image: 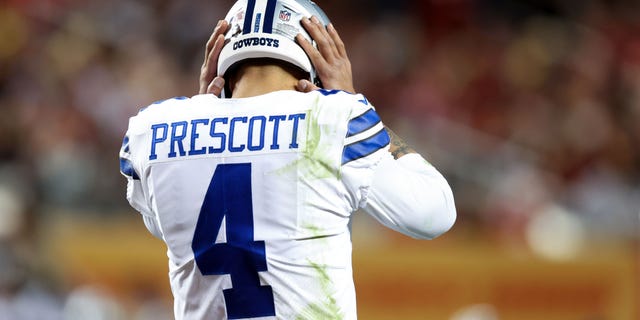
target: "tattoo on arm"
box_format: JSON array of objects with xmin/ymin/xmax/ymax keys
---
[{"xmin": 385, "ymin": 128, "xmax": 416, "ymax": 159}]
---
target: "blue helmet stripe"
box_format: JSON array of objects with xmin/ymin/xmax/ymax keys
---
[
  {"xmin": 262, "ymin": 0, "xmax": 277, "ymax": 33},
  {"xmin": 243, "ymin": 0, "xmax": 257, "ymax": 34}
]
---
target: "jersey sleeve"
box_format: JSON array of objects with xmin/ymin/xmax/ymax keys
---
[
  {"xmin": 337, "ymin": 93, "xmax": 392, "ymax": 210},
  {"xmin": 119, "ymin": 134, "xmax": 147, "ymax": 212},
  {"xmin": 363, "ymin": 153, "xmax": 456, "ymax": 240},
  {"xmin": 330, "ymin": 92, "xmax": 455, "ymax": 239},
  {"xmin": 119, "ymin": 113, "xmax": 163, "ymax": 239}
]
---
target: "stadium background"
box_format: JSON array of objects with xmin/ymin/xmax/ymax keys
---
[{"xmin": 0, "ymin": 0, "xmax": 637, "ymax": 319}]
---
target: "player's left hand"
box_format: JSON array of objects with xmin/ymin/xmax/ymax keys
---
[
  {"xmin": 199, "ymin": 20, "xmax": 230, "ymax": 96},
  {"xmin": 296, "ymin": 16, "xmax": 355, "ymax": 94}
]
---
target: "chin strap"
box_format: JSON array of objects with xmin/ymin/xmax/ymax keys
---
[{"xmin": 310, "ymin": 68, "xmax": 322, "ymax": 89}]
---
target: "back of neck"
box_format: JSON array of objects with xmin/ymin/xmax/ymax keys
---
[{"xmin": 230, "ymin": 64, "xmax": 299, "ymax": 98}]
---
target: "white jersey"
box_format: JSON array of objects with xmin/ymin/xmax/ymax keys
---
[{"xmin": 120, "ymin": 89, "xmax": 456, "ymax": 320}]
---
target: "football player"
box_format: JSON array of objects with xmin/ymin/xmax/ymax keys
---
[{"xmin": 120, "ymin": 1, "xmax": 456, "ymax": 319}]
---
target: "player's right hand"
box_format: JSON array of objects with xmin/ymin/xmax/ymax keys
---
[
  {"xmin": 200, "ymin": 20, "xmax": 230, "ymax": 96},
  {"xmin": 296, "ymin": 16, "xmax": 355, "ymax": 94}
]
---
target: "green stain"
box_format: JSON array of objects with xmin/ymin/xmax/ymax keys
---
[
  {"xmin": 274, "ymin": 98, "xmax": 352, "ymax": 319},
  {"xmin": 294, "ymin": 261, "xmax": 344, "ymax": 320},
  {"xmin": 303, "ymin": 224, "xmax": 323, "ymax": 237},
  {"xmin": 293, "ymin": 224, "xmax": 344, "ymax": 319},
  {"xmin": 274, "ymin": 97, "xmax": 345, "ymax": 180}
]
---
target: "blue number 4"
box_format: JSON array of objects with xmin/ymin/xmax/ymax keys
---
[{"xmin": 191, "ymin": 163, "xmax": 276, "ymax": 319}]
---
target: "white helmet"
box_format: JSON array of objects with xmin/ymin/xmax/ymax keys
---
[{"xmin": 217, "ymin": 0, "xmax": 330, "ymax": 92}]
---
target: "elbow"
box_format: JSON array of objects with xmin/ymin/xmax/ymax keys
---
[
  {"xmin": 405, "ymin": 180, "xmax": 457, "ymax": 240},
  {"xmin": 408, "ymin": 205, "xmax": 456, "ymax": 240},
  {"xmin": 420, "ymin": 200, "xmax": 456, "ymax": 240}
]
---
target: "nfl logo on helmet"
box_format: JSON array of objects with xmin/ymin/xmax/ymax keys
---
[{"xmin": 279, "ymin": 10, "xmax": 291, "ymax": 22}]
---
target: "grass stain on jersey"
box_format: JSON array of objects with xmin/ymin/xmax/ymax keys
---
[
  {"xmin": 295, "ymin": 261, "xmax": 344, "ymax": 320},
  {"xmin": 303, "ymin": 106, "xmax": 338, "ymax": 180},
  {"xmin": 274, "ymin": 97, "xmax": 345, "ymax": 180},
  {"xmin": 303, "ymin": 224, "xmax": 322, "ymax": 237},
  {"xmin": 294, "ymin": 224, "xmax": 343, "ymax": 319}
]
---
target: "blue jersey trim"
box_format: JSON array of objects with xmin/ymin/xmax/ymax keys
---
[
  {"xmin": 122, "ymin": 135, "xmax": 130, "ymax": 153},
  {"xmin": 342, "ymin": 128, "xmax": 390, "ymax": 165},
  {"xmin": 120, "ymin": 158, "xmax": 140, "ymax": 180},
  {"xmin": 346, "ymin": 108, "xmax": 381, "ymax": 138},
  {"xmin": 317, "ymin": 89, "xmax": 366, "ymax": 101},
  {"xmin": 318, "ymin": 89, "xmax": 343, "ymax": 96}
]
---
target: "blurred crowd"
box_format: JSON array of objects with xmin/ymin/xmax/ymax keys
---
[
  {"xmin": 338, "ymin": 0, "xmax": 640, "ymax": 243},
  {"xmin": 0, "ymin": 0, "xmax": 638, "ymax": 319}
]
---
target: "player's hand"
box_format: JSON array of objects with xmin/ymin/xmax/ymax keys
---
[
  {"xmin": 199, "ymin": 20, "xmax": 230, "ymax": 96},
  {"xmin": 296, "ymin": 17, "xmax": 355, "ymax": 93}
]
